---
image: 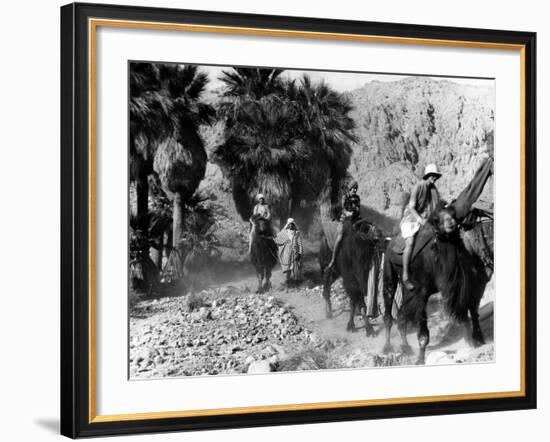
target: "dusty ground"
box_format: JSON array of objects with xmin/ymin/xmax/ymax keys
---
[{"xmin": 129, "ymin": 257, "xmax": 494, "ymax": 379}]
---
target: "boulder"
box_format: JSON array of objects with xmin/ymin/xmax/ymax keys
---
[
  {"xmin": 199, "ymin": 307, "xmax": 212, "ymax": 321},
  {"xmin": 426, "ymin": 351, "xmax": 450, "ymax": 365},
  {"xmin": 247, "ymin": 360, "xmax": 273, "ymax": 374}
]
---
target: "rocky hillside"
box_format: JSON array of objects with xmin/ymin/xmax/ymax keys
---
[
  {"xmin": 347, "ymin": 77, "xmax": 494, "ymax": 219},
  {"xmin": 197, "ymin": 121, "xmax": 250, "ymax": 261}
]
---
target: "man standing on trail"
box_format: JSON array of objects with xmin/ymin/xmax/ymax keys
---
[
  {"xmin": 327, "ymin": 180, "xmax": 361, "ymax": 271},
  {"xmin": 400, "ymin": 164, "xmax": 442, "ymax": 290},
  {"xmin": 274, "ymin": 218, "xmax": 303, "ymax": 287},
  {"xmin": 249, "ymin": 193, "xmax": 271, "ymax": 253}
]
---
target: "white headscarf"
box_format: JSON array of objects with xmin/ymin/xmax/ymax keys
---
[{"xmin": 283, "ymin": 218, "xmax": 297, "ymax": 231}]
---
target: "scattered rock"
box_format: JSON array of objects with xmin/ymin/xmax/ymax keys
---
[
  {"xmin": 199, "ymin": 307, "xmax": 212, "ymax": 321},
  {"xmin": 261, "ymin": 346, "xmax": 276, "ymax": 358},
  {"xmin": 130, "ymin": 275, "xmax": 493, "ymax": 380},
  {"xmin": 247, "ymin": 360, "xmax": 272, "ymax": 374},
  {"xmin": 454, "ymin": 347, "xmax": 473, "ymax": 362},
  {"xmin": 426, "ymin": 351, "xmax": 450, "ymax": 365}
]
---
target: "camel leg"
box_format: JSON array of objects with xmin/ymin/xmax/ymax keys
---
[
  {"xmin": 347, "ymin": 296, "xmax": 357, "ymax": 332},
  {"xmin": 360, "ymin": 299, "xmax": 375, "ymax": 337},
  {"xmin": 470, "ymin": 304, "xmax": 485, "ymax": 346},
  {"xmin": 397, "ymin": 313, "xmax": 412, "ymax": 355},
  {"xmin": 256, "ymin": 270, "xmax": 264, "ymax": 294},
  {"xmin": 383, "ymin": 316, "xmax": 393, "ymax": 353},
  {"xmin": 263, "ymin": 268, "xmax": 272, "ymax": 292},
  {"xmin": 365, "ymin": 318, "xmax": 376, "ymax": 337},
  {"xmin": 322, "ymin": 268, "xmax": 334, "ymax": 319},
  {"xmin": 383, "ymin": 261, "xmax": 397, "ymax": 353},
  {"xmin": 346, "ymin": 292, "xmax": 359, "ymax": 333},
  {"xmin": 469, "ymin": 277, "xmax": 486, "ymax": 346},
  {"xmin": 416, "ymin": 307, "xmax": 430, "ymax": 365}
]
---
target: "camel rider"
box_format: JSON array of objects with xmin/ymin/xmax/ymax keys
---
[
  {"xmin": 249, "ymin": 193, "xmax": 272, "ymax": 253},
  {"xmin": 327, "ymin": 181, "xmax": 361, "ymax": 270},
  {"xmin": 342, "ymin": 181, "xmax": 361, "ymax": 220},
  {"xmin": 400, "ymin": 164, "xmax": 442, "ymax": 290}
]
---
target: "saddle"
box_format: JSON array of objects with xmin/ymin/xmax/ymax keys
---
[
  {"xmin": 390, "ymin": 224, "xmax": 435, "ymax": 264},
  {"xmin": 461, "ymin": 207, "xmax": 493, "ymax": 231},
  {"xmin": 350, "ymin": 218, "xmax": 372, "ymax": 234}
]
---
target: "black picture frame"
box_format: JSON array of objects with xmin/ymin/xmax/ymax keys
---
[{"xmin": 61, "ymin": 2, "xmax": 537, "ymax": 438}]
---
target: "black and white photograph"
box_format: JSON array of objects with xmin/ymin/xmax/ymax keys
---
[
  {"xmin": 0, "ymin": 0, "xmax": 543, "ymax": 439},
  {"xmin": 128, "ymin": 62, "xmax": 495, "ymax": 379}
]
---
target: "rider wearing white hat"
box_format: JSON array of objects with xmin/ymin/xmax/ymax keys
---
[
  {"xmin": 422, "ymin": 164, "xmax": 442, "ymax": 180},
  {"xmin": 400, "ymin": 164, "xmax": 442, "ymax": 290},
  {"xmin": 253, "ymin": 193, "xmax": 270, "ymax": 219}
]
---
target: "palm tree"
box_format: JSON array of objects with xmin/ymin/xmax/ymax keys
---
[
  {"xmin": 220, "ymin": 67, "xmax": 285, "ymax": 99},
  {"xmin": 215, "ymin": 94, "xmax": 303, "ymax": 225},
  {"xmin": 215, "ymin": 69, "xmax": 356, "ymax": 228},
  {"xmin": 129, "ymin": 62, "xmax": 175, "ymax": 290},
  {"xmin": 129, "ymin": 63, "xmax": 215, "ymax": 290},
  {"xmin": 215, "ymin": 67, "xmax": 296, "ymax": 226},
  {"xmin": 152, "ymin": 64, "xmax": 215, "ymax": 250},
  {"xmin": 129, "ymin": 63, "xmax": 173, "ymax": 233},
  {"xmin": 287, "ymin": 75, "xmax": 357, "ymax": 209}
]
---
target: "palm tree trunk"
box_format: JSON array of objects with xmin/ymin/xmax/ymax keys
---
[
  {"xmin": 150, "ymin": 236, "xmax": 163, "ymax": 269},
  {"xmin": 171, "ymin": 192, "xmax": 187, "ymax": 280},
  {"xmin": 132, "ymin": 152, "xmax": 159, "ymax": 289},
  {"xmin": 172, "ymin": 192, "xmax": 183, "ymax": 248},
  {"xmin": 318, "ymin": 184, "xmax": 333, "ymax": 223},
  {"xmin": 166, "ymin": 229, "xmax": 172, "ymax": 262},
  {"xmin": 136, "ymin": 164, "xmax": 149, "ymax": 234},
  {"xmin": 156, "ymin": 234, "xmax": 164, "ymax": 269}
]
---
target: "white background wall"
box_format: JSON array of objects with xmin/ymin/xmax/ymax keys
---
[{"xmin": 0, "ymin": 0, "xmax": 545, "ymax": 440}]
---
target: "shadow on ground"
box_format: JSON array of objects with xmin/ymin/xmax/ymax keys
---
[{"xmin": 34, "ymin": 419, "xmax": 58, "ymax": 434}]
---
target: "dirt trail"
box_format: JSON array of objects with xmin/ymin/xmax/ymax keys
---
[
  {"xmin": 244, "ymin": 258, "xmax": 494, "ymax": 366},
  {"xmin": 129, "ymin": 256, "xmax": 494, "ymax": 378}
]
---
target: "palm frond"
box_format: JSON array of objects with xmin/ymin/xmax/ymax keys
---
[
  {"xmin": 219, "ymin": 67, "xmax": 285, "ymax": 99},
  {"xmin": 215, "ymin": 69, "xmax": 356, "ymax": 224}
]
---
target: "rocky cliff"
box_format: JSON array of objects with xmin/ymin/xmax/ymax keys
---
[{"xmin": 347, "ymin": 77, "xmax": 494, "ymax": 220}]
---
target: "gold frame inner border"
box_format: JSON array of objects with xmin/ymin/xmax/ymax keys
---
[{"xmin": 87, "ymin": 17, "xmax": 527, "ymax": 424}]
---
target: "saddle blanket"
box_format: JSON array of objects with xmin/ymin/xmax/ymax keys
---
[{"xmin": 390, "ymin": 225, "xmax": 434, "ymax": 264}]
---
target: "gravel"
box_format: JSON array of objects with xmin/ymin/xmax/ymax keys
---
[{"xmin": 130, "ymin": 287, "xmax": 314, "ymax": 378}]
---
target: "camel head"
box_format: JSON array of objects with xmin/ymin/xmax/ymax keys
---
[
  {"xmin": 429, "ymin": 205, "xmax": 459, "ymax": 237},
  {"xmin": 252, "ymin": 214, "xmax": 271, "ymax": 235},
  {"xmin": 347, "ymin": 220, "xmax": 383, "ymax": 270}
]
